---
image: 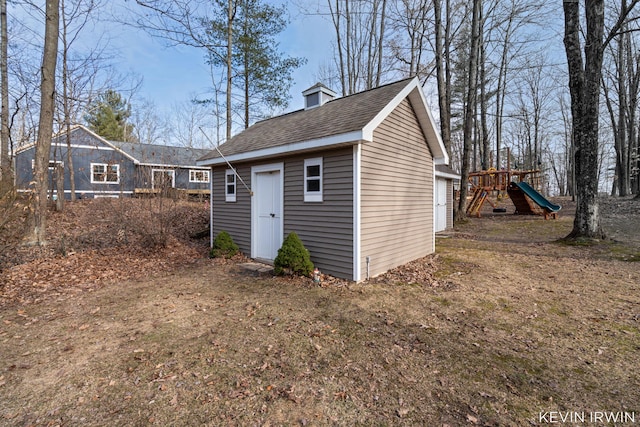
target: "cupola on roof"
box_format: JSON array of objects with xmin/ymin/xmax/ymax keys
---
[{"xmin": 302, "ymin": 82, "xmax": 337, "ymax": 110}]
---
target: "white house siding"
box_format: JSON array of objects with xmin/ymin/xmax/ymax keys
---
[
  {"xmin": 360, "ymin": 98, "xmax": 435, "ymax": 279},
  {"xmin": 212, "ymin": 165, "xmax": 252, "ymax": 253},
  {"xmin": 283, "ymin": 148, "xmax": 354, "ymax": 279}
]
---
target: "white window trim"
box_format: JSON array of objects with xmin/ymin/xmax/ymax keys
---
[
  {"xmin": 32, "ymin": 159, "xmax": 64, "ymax": 170},
  {"xmin": 304, "ymin": 157, "xmax": 323, "ymax": 202},
  {"xmin": 189, "ymin": 169, "xmax": 210, "ymax": 183},
  {"xmin": 152, "ymin": 169, "xmax": 175, "ymax": 189},
  {"xmin": 225, "ymin": 169, "xmax": 236, "ymax": 202},
  {"xmin": 90, "ymin": 163, "xmax": 120, "ymax": 184}
]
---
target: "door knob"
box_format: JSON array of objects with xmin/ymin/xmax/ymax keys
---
[{"xmin": 270, "ymin": 213, "xmax": 275, "ymax": 217}]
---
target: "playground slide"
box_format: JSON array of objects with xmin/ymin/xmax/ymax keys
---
[{"xmin": 512, "ymin": 181, "xmax": 561, "ymax": 212}]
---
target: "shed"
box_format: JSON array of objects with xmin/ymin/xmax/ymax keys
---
[
  {"xmin": 198, "ymin": 77, "xmax": 450, "ymax": 281},
  {"xmin": 435, "ymin": 164, "xmax": 461, "ymax": 232}
]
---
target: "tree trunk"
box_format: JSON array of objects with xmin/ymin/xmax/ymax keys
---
[
  {"xmin": 433, "ymin": 0, "xmax": 451, "ymax": 155},
  {"xmin": 0, "ymin": 0, "xmax": 10, "ymax": 194},
  {"xmin": 225, "ymin": 0, "xmax": 233, "ymax": 142},
  {"xmin": 563, "ymin": 0, "xmax": 605, "ymax": 239},
  {"xmin": 55, "ymin": 163, "xmax": 64, "ymax": 211},
  {"xmin": 479, "ymin": 8, "xmax": 490, "ymax": 171},
  {"xmin": 455, "ymin": 0, "xmax": 481, "ymax": 222},
  {"xmin": 60, "ymin": 0, "xmax": 75, "ymax": 202},
  {"xmin": 26, "ymin": 0, "xmax": 60, "ymax": 245},
  {"xmin": 375, "ymin": 0, "xmax": 386, "ymax": 87},
  {"xmin": 242, "ymin": 1, "xmax": 249, "ymax": 129}
]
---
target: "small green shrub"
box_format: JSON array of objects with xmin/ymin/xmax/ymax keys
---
[
  {"xmin": 210, "ymin": 231, "xmax": 239, "ymax": 258},
  {"xmin": 274, "ymin": 232, "xmax": 314, "ymax": 277}
]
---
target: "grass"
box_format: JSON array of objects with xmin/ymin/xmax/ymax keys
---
[{"xmin": 1, "ymin": 202, "xmax": 640, "ymax": 425}]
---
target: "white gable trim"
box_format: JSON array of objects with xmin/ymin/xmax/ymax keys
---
[
  {"xmin": 68, "ymin": 125, "xmax": 141, "ymax": 164},
  {"xmin": 15, "ymin": 126, "xmax": 139, "ymax": 164},
  {"xmin": 362, "ymin": 77, "xmax": 449, "ymax": 165},
  {"xmin": 198, "ymin": 78, "xmax": 449, "ymax": 168},
  {"xmin": 198, "ymin": 130, "xmax": 363, "ymax": 166}
]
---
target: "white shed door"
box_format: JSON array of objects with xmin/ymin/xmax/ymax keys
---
[
  {"xmin": 254, "ymin": 170, "xmax": 282, "ymax": 261},
  {"xmin": 435, "ymin": 178, "xmax": 448, "ymax": 232}
]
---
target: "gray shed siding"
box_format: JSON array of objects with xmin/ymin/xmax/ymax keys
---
[
  {"xmin": 211, "ymin": 148, "xmax": 354, "ymax": 279},
  {"xmin": 283, "ymin": 148, "xmax": 353, "ymax": 279},
  {"xmin": 212, "ymin": 165, "xmax": 252, "ymax": 253},
  {"xmin": 360, "ymin": 97, "xmax": 435, "ymax": 279}
]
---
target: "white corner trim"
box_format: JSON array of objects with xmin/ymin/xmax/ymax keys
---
[
  {"xmin": 353, "ymin": 144, "xmax": 361, "ymax": 282},
  {"xmin": 210, "ymin": 176, "xmax": 214, "ymax": 248},
  {"xmin": 432, "ymin": 163, "xmax": 437, "ymax": 245}
]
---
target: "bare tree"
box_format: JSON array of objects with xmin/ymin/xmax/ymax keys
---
[
  {"xmin": 563, "ymin": 0, "xmax": 639, "ymax": 239},
  {"xmin": 127, "ymin": 0, "xmax": 233, "ymax": 141},
  {"xmin": 129, "ymin": 98, "xmax": 165, "ymax": 145},
  {"xmin": 168, "ymin": 98, "xmax": 211, "ymax": 148},
  {"xmin": 602, "ymin": 16, "xmax": 640, "ymax": 197},
  {"xmin": 0, "ymin": 0, "xmax": 10, "ymax": 193},
  {"xmin": 327, "ymin": 0, "xmax": 388, "ymax": 95},
  {"xmin": 388, "ymin": 0, "xmax": 430, "ymax": 79},
  {"xmin": 455, "ymin": 0, "xmax": 481, "ymax": 222},
  {"xmin": 26, "ymin": 0, "xmax": 59, "ymax": 245},
  {"xmin": 58, "ymin": 0, "xmax": 107, "ymax": 202},
  {"xmin": 432, "ymin": 0, "xmax": 454, "ymax": 156}
]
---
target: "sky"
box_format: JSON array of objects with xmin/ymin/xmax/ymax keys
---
[{"xmin": 108, "ymin": 1, "xmax": 335, "ymax": 116}]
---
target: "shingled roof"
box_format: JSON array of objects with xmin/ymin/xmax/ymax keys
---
[
  {"xmin": 110, "ymin": 141, "xmax": 210, "ymax": 168},
  {"xmin": 198, "ymin": 77, "xmax": 448, "ymax": 166}
]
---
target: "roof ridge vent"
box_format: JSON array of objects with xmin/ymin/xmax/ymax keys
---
[{"xmin": 302, "ymin": 82, "xmax": 337, "ymax": 110}]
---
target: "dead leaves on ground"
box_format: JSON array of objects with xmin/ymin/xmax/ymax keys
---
[
  {"xmin": 1, "ymin": 242, "xmax": 201, "ymax": 306},
  {"xmin": 1, "ymin": 198, "xmax": 209, "ymax": 306}
]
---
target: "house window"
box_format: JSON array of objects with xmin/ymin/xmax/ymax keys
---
[
  {"xmin": 152, "ymin": 169, "xmax": 175, "ymax": 189},
  {"xmin": 91, "ymin": 163, "xmax": 119, "ymax": 184},
  {"xmin": 225, "ymin": 169, "xmax": 236, "ymax": 202},
  {"xmin": 304, "ymin": 157, "xmax": 323, "ymax": 202},
  {"xmin": 31, "ymin": 159, "xmax": 63, "ymax": 170},
  {"xmin": 189, "ymin": 169, "xmax": 210, "ymax": 183}
]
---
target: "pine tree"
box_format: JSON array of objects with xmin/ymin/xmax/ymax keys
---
[
  {"xmin": 84, "ymin": 90, "xmax": 134, "ymax": 141},
  {"xmin": 204, "ymin": 0, "xmax": 304, "ymax": 129}
]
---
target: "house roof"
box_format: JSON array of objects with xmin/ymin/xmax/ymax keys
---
[
  {"xmin": 16, "ymin": 124, "xmax": 210, "ymax": 169},
  {"xmin": 435, "ymin": 164, "xmax": 461, "ymax": 180},
  {"xmin": 110, "ymin": 140, "xmax": 210, "ymax": 168},
  {"xmin": 198, "ymin": 77, "xmax": 449, "ymax": 166}
]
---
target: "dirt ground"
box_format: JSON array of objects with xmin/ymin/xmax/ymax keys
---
[{"xmin": 1, "ymin": 196, "xmax": 639, "ymax": 426}]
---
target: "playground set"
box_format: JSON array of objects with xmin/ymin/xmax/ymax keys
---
[{"xmin": 466, "ymin": 167, "xmax": 561, "ymax": 220}]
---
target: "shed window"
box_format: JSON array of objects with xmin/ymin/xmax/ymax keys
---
[
  {"xmin": 225, "ymin": 169, "xmax": 236, "ymax": 202},
  {"xmin": 91, "ymin": 163, "xmax": 119, "ymax": 184},
  {"xmin": 189, "ymin": 169, "xmax": 210, "ymax": 183},
  {"xmin": 304, "ymin": 157, "xmax": 322, "ymax": 202}
]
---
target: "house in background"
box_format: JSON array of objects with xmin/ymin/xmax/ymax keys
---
[
  {"xmin": 14, "ymin": 125, "xmax": 211, "ymax": 199},
  {"xmin": 198, "ymin": 77, "xmax": 453, "ymax": 282}
]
